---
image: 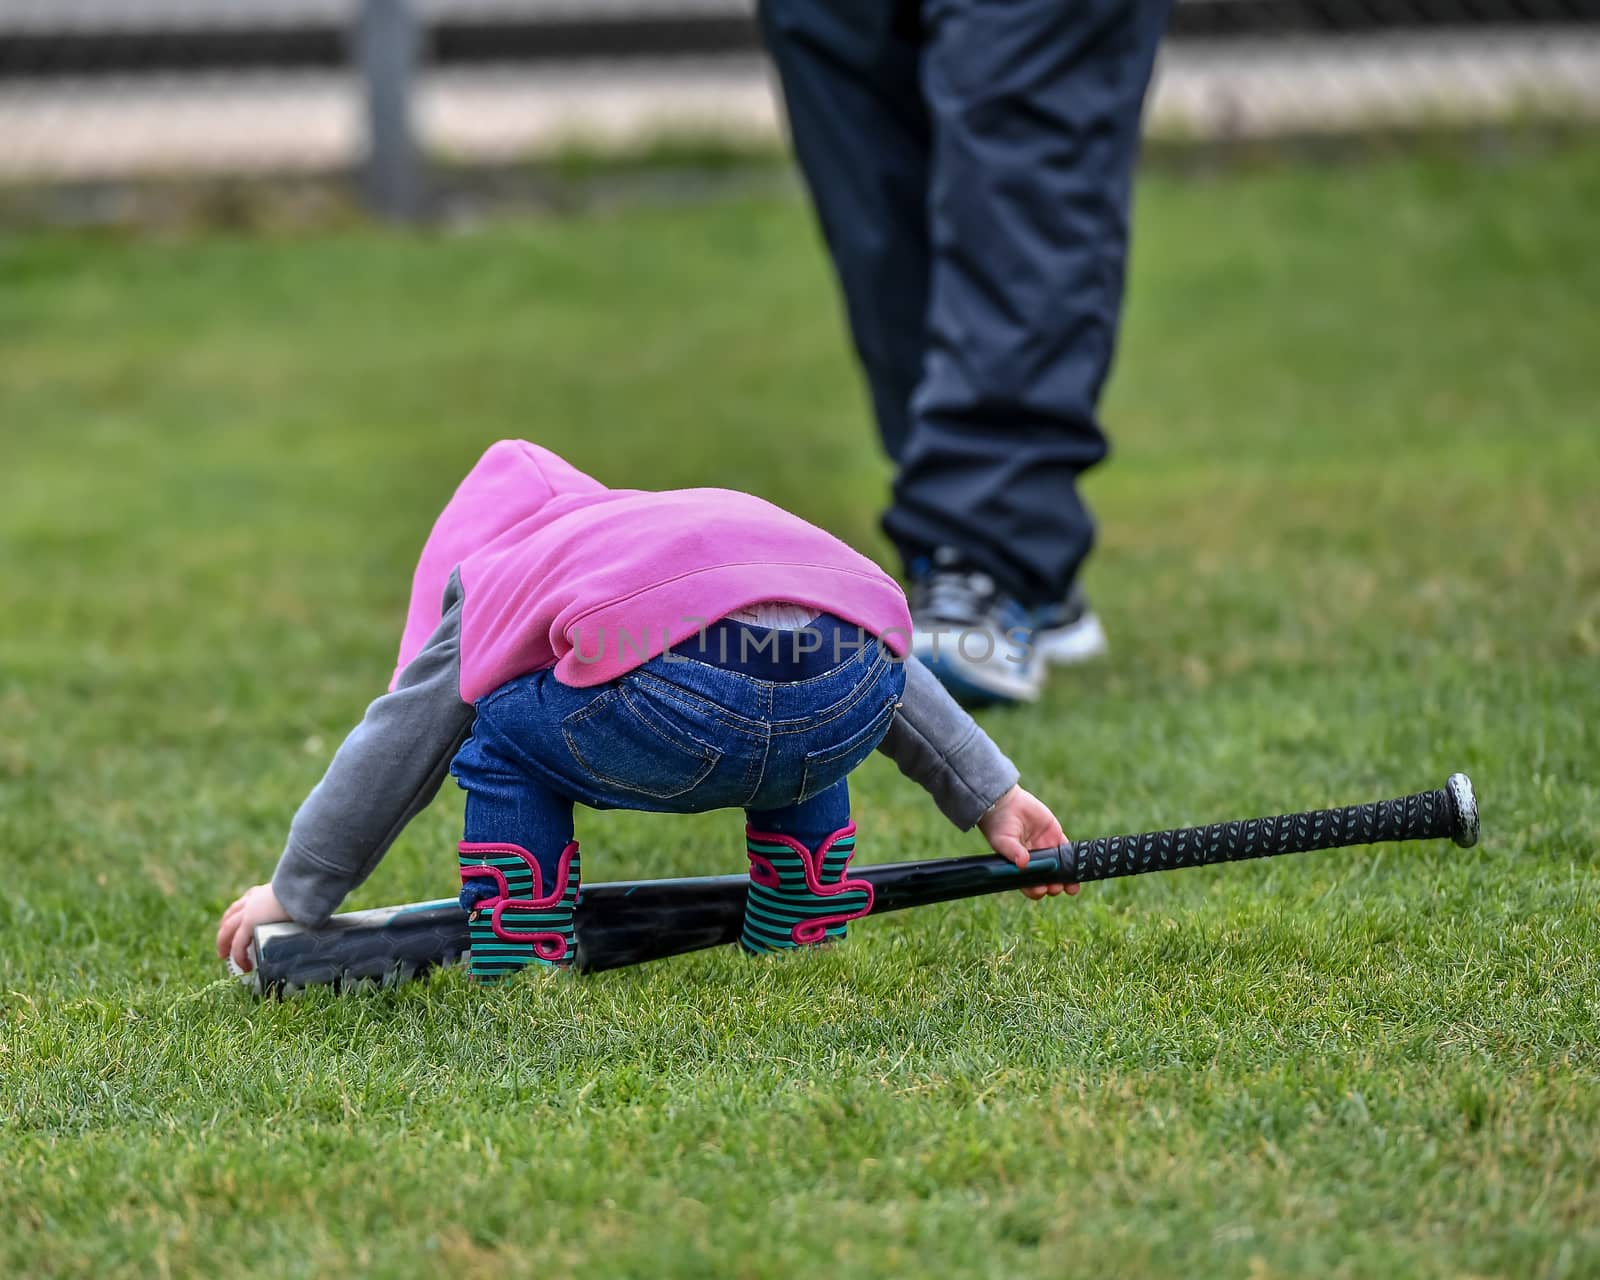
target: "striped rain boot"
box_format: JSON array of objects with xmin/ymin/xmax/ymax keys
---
[
  {"xmin": 741, "ymin": 823, "xmax": 873, "ymax": 954},
  {"xmin": 457, "ymin": 841, "xmax": 580, "ymax": 981}
]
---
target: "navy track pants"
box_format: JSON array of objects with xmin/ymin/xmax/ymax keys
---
[{"xmin": 759, "ymin": 0, "xmax": 1171, "ymax": 604}]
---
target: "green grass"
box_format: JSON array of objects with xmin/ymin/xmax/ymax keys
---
[{"xmin": 3, "ymin": 140, "xmax": 1599, "ymax": 1278}]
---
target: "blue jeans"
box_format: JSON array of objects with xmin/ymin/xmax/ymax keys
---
[{"xmin": 450, "ymin": 618, "xmax": 908, "ymax": 879}]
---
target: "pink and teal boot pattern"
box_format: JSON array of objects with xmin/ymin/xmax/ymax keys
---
[
  {"xmin": 741, "ymin": 823, "xmax": 873, "ymax": 953},
  {"xmin": 457, "ymin": 841, "xmax": 580, "ymax": 980}
]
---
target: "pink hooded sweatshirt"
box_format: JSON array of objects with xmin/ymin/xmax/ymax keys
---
[{"xmin": 392, "ymin": 440, "xmax": 913, "ymax": 700}]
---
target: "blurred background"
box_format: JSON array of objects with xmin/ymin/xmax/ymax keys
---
[{"xmin": 3, "ymin": 0, "xmax": 1599, "ymax": 223}]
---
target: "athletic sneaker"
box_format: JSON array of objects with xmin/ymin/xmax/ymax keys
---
[
  {"xmin": 907, "ymin": 549, "xmax": 1044, "ymax": 705},
  {"xmin": 1031, "ymin": 584, "xmax": 1109, "ymax": 666}
]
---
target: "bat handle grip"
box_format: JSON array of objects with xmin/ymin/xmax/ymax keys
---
[{"xmin": 1049, "ymin": 772, "xmax": 1478, "ymax": 884}]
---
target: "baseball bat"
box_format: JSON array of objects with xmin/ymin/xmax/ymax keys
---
[{"xmin": 244, "ymin": 772, "xmax": 1478, "ymax": 995}]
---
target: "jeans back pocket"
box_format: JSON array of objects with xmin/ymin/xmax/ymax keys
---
[
  {"xmin": 562, "ymin": 683, "xmax": 723, "ymax": 802},
  {"xmin": 795, "ymin": 688, "xmax": 902, "ymax": 804}
]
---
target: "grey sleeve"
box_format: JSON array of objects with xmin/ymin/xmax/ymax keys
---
[
  {"xmin": 875, "ymin": 655, "xmax": 1020, "ymax": 830},
  {"xmin": 270, "ymin": 570, "xmax": 476, "ymax": 926}
]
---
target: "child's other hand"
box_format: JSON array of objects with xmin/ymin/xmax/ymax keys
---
[
  {"xmin": 216, "ymin": 883, "xmax": 291, "ymax": 973},
  {"xmin": 978, "ymin": 785, "xmax": 1080, "ymax": 901}
]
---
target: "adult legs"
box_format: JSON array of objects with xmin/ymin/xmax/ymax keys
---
[
  {"xmin": 757, "ymin": 0, "xmax": 931, "ymax": 461},
  {"xmin": 884, "ymin": 0, "xmax": 1172, "ymax": 605}
]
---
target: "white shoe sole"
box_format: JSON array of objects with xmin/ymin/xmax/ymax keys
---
[
  {"xmin": 1032, "ymin": 611, "xmax": 1109, "ymax": 666},
  {"xmin": 911, "ymin": 624, "xmax": 1044, "ymax": 704}
]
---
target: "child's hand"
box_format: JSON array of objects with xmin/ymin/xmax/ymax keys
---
[
  {"xmin": 978, "ymin": 785, "xmax": 1080, "ymax": 901},
  {"xmin": 216, "ymin": 883, "xmax": 291, "ymax": 973}
]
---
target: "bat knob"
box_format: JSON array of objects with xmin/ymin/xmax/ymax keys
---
[{"xmin": 1445, "ymin": 773, "xmax": 1479, "ymax": 848}]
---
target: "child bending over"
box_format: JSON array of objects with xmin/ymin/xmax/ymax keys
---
[{"xmin": 217, "ymin": 441, "xmax": 1075, "ymax": 980}]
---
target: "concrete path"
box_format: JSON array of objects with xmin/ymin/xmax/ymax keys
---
[{"xmin": 2, "ymin": 33, "xmax": 1597, "ymax": 181}]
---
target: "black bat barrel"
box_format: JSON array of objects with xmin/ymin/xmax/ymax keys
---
[
  {"xmin": 250, "ymin": 900, "xmax": 473, "ymax": 994},
  {"xmin": 572, "ymin": 875, "xmax": 747, "ymax": 972},
  {"xmin": 253, "ymin": 879, "xmax": 751, "ymax": 991}
]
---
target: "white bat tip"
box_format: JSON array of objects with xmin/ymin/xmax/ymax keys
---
[{"xmin": 1446, "ymin": 772, "xmax": 1479, "ymax": 848}]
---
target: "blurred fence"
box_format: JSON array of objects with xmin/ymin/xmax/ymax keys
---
[{"xmin": 3, "ymin": 0, "xmax": 1599, "ymax": 217}]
